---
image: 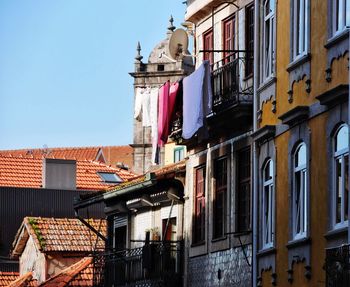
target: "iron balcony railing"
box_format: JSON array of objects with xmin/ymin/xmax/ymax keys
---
[
  {"xmin": 93, "ymin": 240, "xmax": 183, "ymax": 287},
  {"xmin": 211, "ymin": 51, "xmax": 253, "ymax": 113},
  {"xmin": 325, "ymin": 244, "xmax": 350, "ymax": 287},
  {"xmin": 169, "ymin": 51, "xmax": 253, "ymax": 143}
]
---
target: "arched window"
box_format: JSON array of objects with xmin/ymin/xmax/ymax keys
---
[
  {"xmin": 334, "ymin": 124, "xmax": 349, "ymax": 227},
  {"xmin": 293, "ymin": 143, "xmax": 307, "ymax": 239},
  {"xmin": 262, "ymin": 159, "xmax": 274, "ymax": 249}
]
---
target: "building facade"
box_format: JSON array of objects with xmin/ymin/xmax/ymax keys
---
[
  {"xmin": 181, "ymin": 1, "xmax": 254, "ymax": 286},
  {"xmin": 252, "ymin": 0, "xmax": 349, "ymax": 286}
]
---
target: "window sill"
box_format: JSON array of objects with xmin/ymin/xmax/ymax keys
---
[
  {"xmin": 257, "ymin": 246, "xmax": 276, "ymax": 258},
  {"xmin": 211, "ymin": 236, "xmax": 227, "ymax": 243},
  {"xmin": 257, "ymin": 76, "xmax": 276, "ymax": 93},
  {"xmin": 325, "ymin": 29, "xmax": 349, "ymax": 49},
  {"xmin": 191, "ymin": 241, "xmax": 205, "ymax": 248},
  {"xmin": 286, "ymin": 236, "xmax": 311, "ymax": 249},
  {"xmin": 324, "ymin": 226, "xmax": 348, "ymax": 240},
  {"xmin": 286, "ymin": 53, "xmax": 311, "ymax": 73}
]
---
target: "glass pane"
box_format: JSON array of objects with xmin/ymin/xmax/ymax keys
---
[
  {"xmin": 345, "ymin": 154, "xmax": 349, "ymax": 221},
  {"xmin": 336, "ymin": 125, "xmax": 349, "ymax": 152},
  {"xmin": 346, "ymin": 0, "xmax": 350, "ymax": 26},
  {"xmin": 264, "ymin": 185, "xmax": 270, "ymax": 243},
  {"xmin": 336, "ymin": 157, "xmax": 342, "ymax": 223},
  {"xmin": 264, "ymin": 160, "xmax": 272, "ymax": 182},
  {"xmin": 295, "ymin": 144, "xmax": 307, "ymax": 167},
  {"xmin": 295, "ymin": 171, "xmax": 301, "ymax": 234},
  {"xmin": 98, "ymin": 172, "xmax": 122, "ymax": 183}
]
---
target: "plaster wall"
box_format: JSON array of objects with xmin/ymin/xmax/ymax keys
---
[{"xmin": 19, "ymin": 236, "xmax": 46, "ymax": 283}]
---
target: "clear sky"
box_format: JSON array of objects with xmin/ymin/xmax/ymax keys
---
[{"xmin": 0, "ymin": 0, "xmax": 187, "ymax": 149}]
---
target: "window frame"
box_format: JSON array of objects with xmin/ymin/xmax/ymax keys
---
[
  {"xmin": 236, "ymin": 147, "xmax": 251, "ymax": 233},
  {"xmin": 332, "ymin": 0, "xmax": 350, "ymax": 36},
  {"xmin": 333, "ymin": 124, "xmax": 349, "ymax": 229},
  {"xmin": 193, "ymin": 165, "xmax": 206, "ymax": 244},
  {"xmin": 174, "ymin": 146, "xmax": 185, "ymax": 163},
  {"xmin": 292, "ymin": 142, "xmax": 308, "ymax": 240},
  {"xmin": 222, "ymin": 14, "xmax": 236, "ymax": 64},
  {"xmin": 261, "ymin": 159, "xmax": 274, "ymax": 249},
  {"xmin": 291, "ymin": 0, "xmax": 309, "ymax": 60},
  {"xmin": 203, "ymin": 28, "xmax": 214, "ymax": 65},
  {"xmin": 261, "ymin": 0, "xmax": 275, "ymax": 83},
  {"xmin": 213, "ymin": 157, "xmax": 228, "ymax": 239},
  {"xmin": 245, "ymin": 3, "xmax": 254, "ymax": 77}
]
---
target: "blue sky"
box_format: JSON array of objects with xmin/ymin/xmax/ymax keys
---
[{"xmin": 0, "ymin": 0, "xmax": 187, "ymax": 149}]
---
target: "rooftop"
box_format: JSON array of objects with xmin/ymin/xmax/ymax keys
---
[
  {"xmin": 0, "ymin": 272, "xmax": 20, "ymax": 287},
  {"xmin": 12, "ymin": 217, "xmax": 106, "ymax": 257},
  {"xmin": 0, "ymin": 155, "xmax": 136, "ymax": 191}
]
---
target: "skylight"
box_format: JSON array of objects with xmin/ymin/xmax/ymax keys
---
[{"xmin": 98, "ymin": 172, "xmax": 122, "ymax": 183}]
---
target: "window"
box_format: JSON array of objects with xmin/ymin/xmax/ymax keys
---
[
  {"xmin": 292, "ymin": 0, "xmax": 309, "ymax": 60},
  {"xmin": 292, "ymin": 143, "xmax": 307, "ymax": 239},
  {"xmin": 332, "ymin": 0, "xmax": 350, "ymax": 36},
  {"xmin": 98, "ymin": 172, "xmax": 122, "ymax": 183},
  {"xmin": 203, "ymin": 29, "xmax": 213, "ymax": 65},
  {"xmin": 194, "ymin": 166, "xmax": 206, "ymax": 243},
  {"xmin": 245, "ymin": 4, "xmax": 254, "ymax": 77},
  {"xmin": 223, "ymin": 15, "xmax": 236, "ymax": 63},
  {"xmin": 261, "ymin": 0, "xmax": 275, "ymax": 82},
  {"xmin": 237, "ymin": 148, "xmax": 251, "ymax": 232},
  {"xmin": 174, "ymin": 146, "xmax": 185, "ymax": 163},
  {"xmin": 262, "ymin": 159, "xmax": 274, "ymax": 249},
  {"xmin": 213, "ymin": 157, "xmax": 228, "ymax": 239},
  {"xmin": 333, "ymin": 124, "xmax": 349, "ymax": 228}
]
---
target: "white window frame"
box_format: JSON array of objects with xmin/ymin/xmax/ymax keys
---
[
  {"xmin": 333, "ymin": 124, "xmax": 349, "ymax": 229},
  {"xmin": 292, "ymin": 143, "xmax": 308, "ymax": 240},
  {"xmin": 292, "ymin": 0, "xmax": 309, "ymax": 60},
  {"xmin": 262, "ymin": 159, "xmax": 274, "ymax": 249},
  {"xmin": 261, "ymin": 0, "xmax": 275, "ymax": 83},
  {"xmin": 332, "ymin": 0, "xmax": 350, "ymax": 36}
]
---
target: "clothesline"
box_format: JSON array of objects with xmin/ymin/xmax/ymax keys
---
[{"xmin": 133, "ymin": 60, "xmax": 212, "ymax": 165}]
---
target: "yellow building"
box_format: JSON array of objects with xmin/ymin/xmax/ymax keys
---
[{"xmin": 253, "ymin": 0, "xmax": 349, "ymax": 286}]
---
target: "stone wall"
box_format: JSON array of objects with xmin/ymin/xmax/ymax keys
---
[{"xmin": 187, "ymin": 245, "xmax": 252, "ymax": 287}]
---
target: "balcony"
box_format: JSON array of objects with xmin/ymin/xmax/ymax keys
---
[
  {"xmin": 169, "ymin": 51, "xmax": 253, "ymax": 145},
  {"xmin": 93, "ymin": 241, "xmax": 183, "ymax": 287},
  {"xmin": 325, "ymin": 244, "xmax": 350, "ymax": 287},
  {"xmin": 211, "ymin": 52, "xmax": 253, "ymax": 113}
]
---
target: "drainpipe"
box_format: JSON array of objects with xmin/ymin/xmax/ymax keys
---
[{"xmin": 252, "ymin": 0, "xmax": 260, "ymax": 286}]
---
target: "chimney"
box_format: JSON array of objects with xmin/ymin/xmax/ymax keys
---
[{"xmin": 42, "ymin": 158, "xmax": 77, "ymax": 190}]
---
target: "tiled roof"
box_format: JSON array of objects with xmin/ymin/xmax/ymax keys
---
[
  {"xmin": 102, "ymin": 145, "xmax": 133, "ymax": 169},
  {"xmin": 106, "ymin": 159, "xmax": 186, "ymax": 193},
  {"xmin": 0, "ymin": 147, "xmax": 101, "ymax": 162},
  {"xmin": 39, "ymin": 257, "xmax": 93, "ymax": 287},
  {"xmin": 0, "ymin": 272, "xmax": 19, "ymax": 287},
  {"xmin": 7, "ymin": 272, "xmax": 37, "ymax": 287},
  {"xmin": 0, "ymin": 155, "xmax": 136, "ymax": 191},
  {"xmin": 12, "ymin": 217, "xmax": 106, "ymax": 256}
]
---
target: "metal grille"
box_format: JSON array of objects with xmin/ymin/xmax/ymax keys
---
[
  {"xmin": 93, "ymin": 241, "xmax": 183, "ymax": 287},
  {"xmin": 325, "ymin": 244, "xmax": 350, "ymax": 287}
]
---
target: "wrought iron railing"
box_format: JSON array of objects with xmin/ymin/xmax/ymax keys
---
[
  {"xmin": 93, "ymin": 241, "xmax": 183, "ymax": 287},
  {"xmin": 325, "ymin": 244, "xmax": 350, "ymax": 287},
  {"xmin": 211, "ymin": 52, "xmax": 253, "ymax": 113}
]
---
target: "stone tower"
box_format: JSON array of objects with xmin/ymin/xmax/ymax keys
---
[{"xmin": 130, "ymin": 16, "xmax": 194, "ymax": 174}]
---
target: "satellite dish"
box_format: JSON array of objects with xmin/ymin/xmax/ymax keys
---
[{"xmin": 168, "ymin": 28, "xmax": 189, "ymax": 60}]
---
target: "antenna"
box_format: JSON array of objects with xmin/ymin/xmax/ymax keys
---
[{"xmin": 167, "ymin": 28, "xmax": 189, "ymax": 60}]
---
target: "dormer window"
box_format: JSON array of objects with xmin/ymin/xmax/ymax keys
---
[{"xmin": 98, "ymin": 172, "xmax": 122, "ymax": 183}]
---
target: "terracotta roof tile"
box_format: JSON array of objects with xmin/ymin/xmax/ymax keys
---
[
  {"xmin": 22, "ymin": 217, "xmax": 106, "ymax": 253},
  {"xmin": 0, "ymin": 155, "xmax": 136, "ymax": 191},
  {"xmin": 38, "ymin": 257, "xmax": 93, "ymax": 287},
  {"xmin": 0, "ymin": 272, "xmax": 19, "ymax": 287},
  {"xmin": 0, "ymin": 147, "xmax": 100, "ymax": 162},
  {"xmin": 7, "ymin": 272, "xmax": 37, "ymax": 287}
]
